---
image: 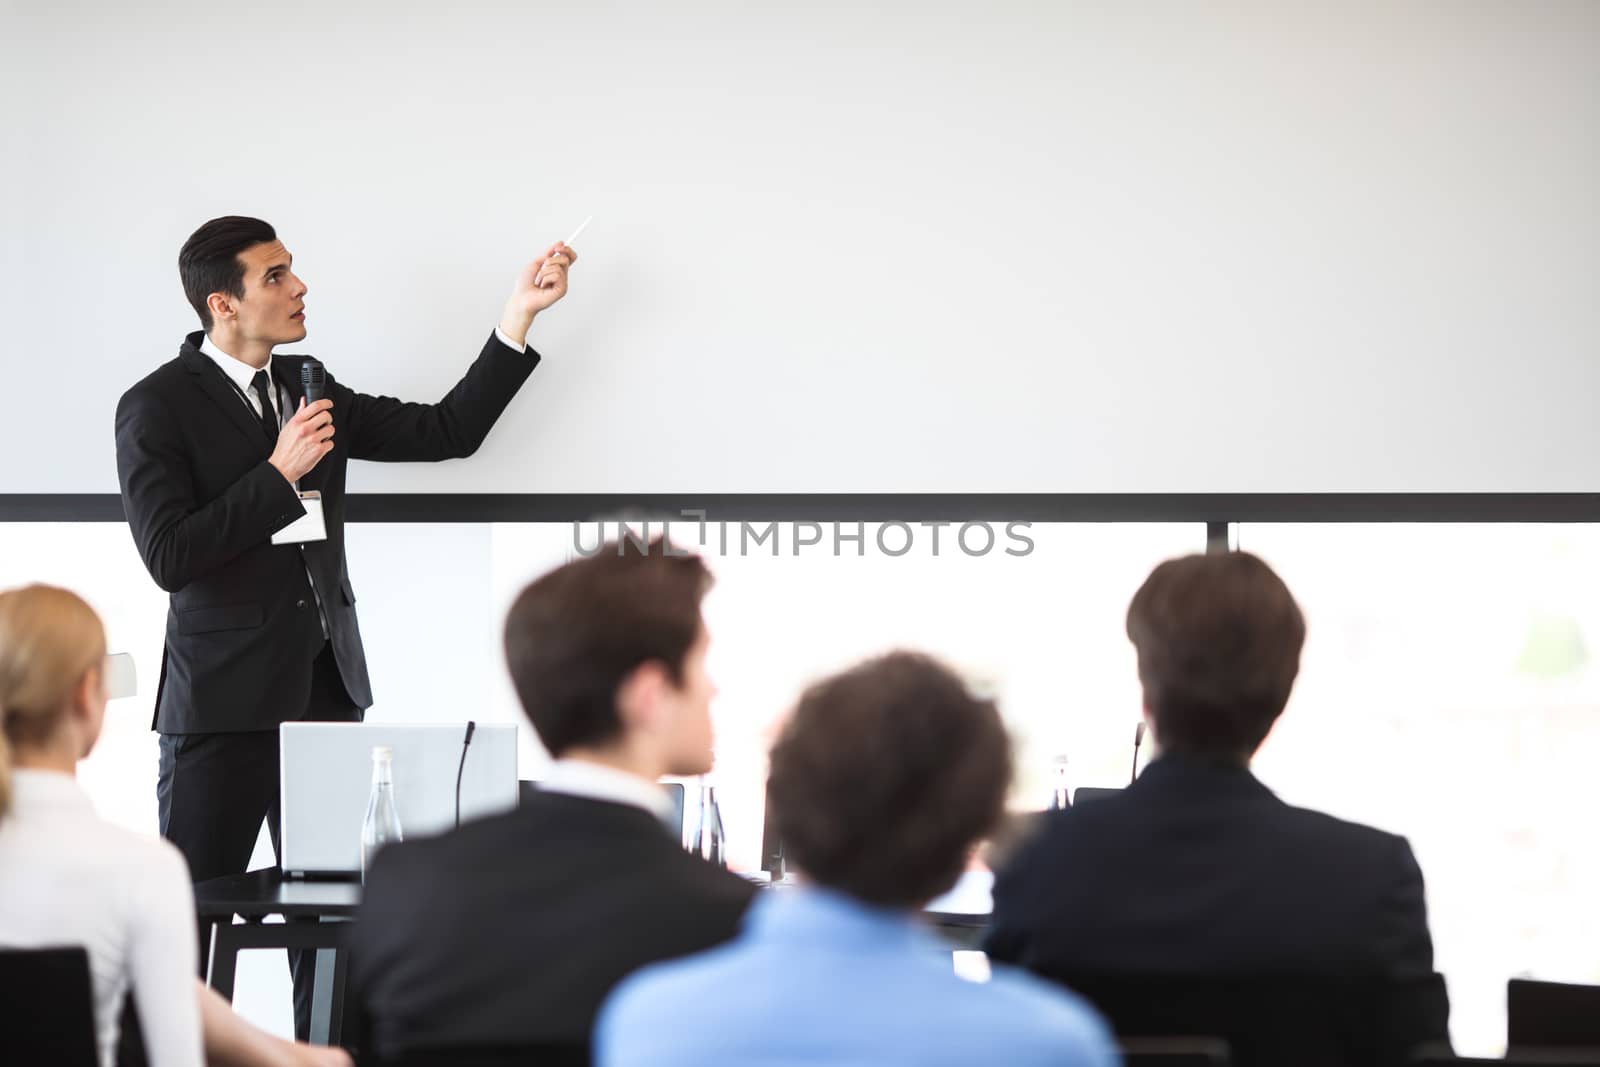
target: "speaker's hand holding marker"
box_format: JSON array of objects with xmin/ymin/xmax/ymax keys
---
[
  {"xmin": 538, "ymin": 216, "xmax": 590, "ymax": 289},
  {"xmin": 498, "ymin": 217, "xmax": 587, "ymax": 347}
]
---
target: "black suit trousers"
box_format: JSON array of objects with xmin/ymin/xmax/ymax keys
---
[{"xmin": 158, "ymin": 642, "xmax": 359, "ymax": 1041}]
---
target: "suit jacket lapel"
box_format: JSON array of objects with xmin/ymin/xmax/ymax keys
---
[{"xmin": 178, "ymin": 336, "xmax": 272, "ymax": 457}]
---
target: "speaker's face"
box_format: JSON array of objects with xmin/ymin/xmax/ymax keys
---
[{"xmin": 230, "ymin": 239, "xmax": 309, "ymax": 345}]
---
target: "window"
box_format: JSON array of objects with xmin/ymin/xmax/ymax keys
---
[{"xmin": 1240, "ymin": 524, "xmax": 1600, "ymax": 1055}]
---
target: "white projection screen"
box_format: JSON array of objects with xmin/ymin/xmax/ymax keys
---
[{"xmin": 2, "ymin": 1, "xmax": 1596, "ymax": 496}]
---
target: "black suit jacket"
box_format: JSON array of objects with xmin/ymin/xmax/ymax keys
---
[
  {"xmin": 115, "ymin": 331, "xmax": 536, "ymax": 733},
  {"xmin": 348, "ymin": 791, "xmax": 757, "ymax": 1056},
  {"xmin": 985, "ymin": 753, "xmax": 1440, "ymax": 981}
]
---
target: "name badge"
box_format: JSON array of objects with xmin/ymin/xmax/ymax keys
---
[{"xmin": 272, "ymin": 491, "xmax": 328, "ymax": 545}]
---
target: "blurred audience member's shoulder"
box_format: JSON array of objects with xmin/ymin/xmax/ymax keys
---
[
  {"xmin": 1281, "ymin": 804, "xmax": 1429, "ymax": 903},
  {"xmin": 1275, "ymin": 799, "xmax": 1419, "ymax": 861},
  {"xmin": 657, "ymin": 850, "xmax": 760, "ymax": 910},
  {"xmin": 982, "ymin": 964, "xmax": 1121, "ymax": 1066},
  {"xmin": 595, "ymin": 946, "xmax": 744, "ymax": 1066},
  {"xmin": 1287, "ymin": 799, "xmax": 1401, "ymax": 837}
]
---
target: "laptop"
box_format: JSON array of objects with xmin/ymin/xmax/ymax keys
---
[{"xmin": 279, "ymin": 722, "xmax": 519, "ymax": 877}]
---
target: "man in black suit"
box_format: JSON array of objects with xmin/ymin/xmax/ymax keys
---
[
  {"xmin": 115, "ymin": 215, "xmax": 575, "ymax": 1035},
  {"xmin": 985, "ymin": 552, "xmax": 1448, "ymax": 1035},
  {"xmin": 348, "ymin": 539, "xmax": 756, "ymax": 1059}
]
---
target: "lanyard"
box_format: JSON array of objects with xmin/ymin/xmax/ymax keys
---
[{"xmin": 222, "ymin": 369, "xmax": 285, "ymax": 432}]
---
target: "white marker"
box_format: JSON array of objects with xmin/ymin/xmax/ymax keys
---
[
  {"xmin": 563, "ymin": 215, "xmax": 593, "ymax": 247},
  {"xmin": 537, "ymin": 217, "xmax": 591, "ymax": 288}
]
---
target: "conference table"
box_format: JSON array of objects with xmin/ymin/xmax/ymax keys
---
[
  {"xmin": 194, "ymin": 868, "xmax": 996, "ymax": 1045},
  {"xmin": 195, "ymin": 870, "xmax": 360, "ymax": 1045}
]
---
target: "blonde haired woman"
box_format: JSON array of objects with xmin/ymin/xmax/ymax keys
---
[{"xmin": 0, "ymin": 584, "xmax": 348, "ymax": 1067}]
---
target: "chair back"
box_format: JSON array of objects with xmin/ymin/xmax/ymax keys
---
[
  {"xmin": 1509, "ymin": 979, "xmax": 1600, "ymax": 1053},
  {"xmin": 377, "ymin": 1043, "xmax": 588, "ymax": 1067},
  {"xmin": 1050, "ymin": 972, "xmax": 1449, "ymax": 1067},
  {"xmin": 0, "ymin": 946, "xmax": 100, "ymax": 1066},
  {"xmin": 1412, "ymin": 1054, "xmax": 1600, "ymax": 1066}
]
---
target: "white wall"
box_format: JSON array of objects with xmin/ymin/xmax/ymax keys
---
[{"xmin": 4, "ymin": 1, "xmax": 1597, "ymax": 495}]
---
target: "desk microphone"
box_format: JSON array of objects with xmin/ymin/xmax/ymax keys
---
[
  {"xmin": 300, "ymin": 359, "xmax": 326, "ymax": 404},
  {"xmin": 1130, "ymin": 722, "xmax": 1146, "ymax": 784},
  {"xmin": 455, "ymin": 721, "xmax": 477, "ymax": 829}
]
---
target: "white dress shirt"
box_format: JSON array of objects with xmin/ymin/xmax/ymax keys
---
[
  {"xmin": 538, "ymin": 759, "xmax": 677, "ymax": 824},
  {"xmin": 494, "ymin": 327, "xmax": 528, "ymax": 355},
  {"xmin": 0, "ymin": 770, "xmax": 202, "ymax": 1067},
  {"xmin": 199, "ymin": 334, "xmax": 283, "ymax": 424}
]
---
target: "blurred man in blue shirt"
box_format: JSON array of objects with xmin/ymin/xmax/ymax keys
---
[{"xmin": 597, "ymin": 651, "xmax": 1116, "ymax": 1067}]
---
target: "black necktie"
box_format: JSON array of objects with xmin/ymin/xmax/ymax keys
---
[{"xmin": 250, "ymin": 370, "xmax": 278, "ymax": 443}]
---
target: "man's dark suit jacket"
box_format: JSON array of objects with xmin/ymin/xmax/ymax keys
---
[
  {"xmin": 348, "ymin": 791, "xmax": 757, "ymax": 1057},
  {"xmin": 985, "ymin": 752, "xmax": 1440, "ymax": 980},
  {"xmin": 115, "ymin": 330, "xmax": 536, "ymax": 733}
]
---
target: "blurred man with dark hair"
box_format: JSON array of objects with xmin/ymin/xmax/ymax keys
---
[
  {"xmin": 348, "ymin": 539, "xmax": 754, "ymax": 1059},
  {"xmin": 596, "ymin": 651, "xmax": 1116, "ymax": 1067},
  {"xmin": 117, "ymin": 215, "xmax": 576, "ymax": 1037},
  {"xmin": 985, "ymin": 553, "xmax": 1444, "ymax": 1011}
]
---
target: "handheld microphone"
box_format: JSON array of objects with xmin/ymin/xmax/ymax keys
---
[
  {"xmin": 1130, "ymin": 722, "xmax": 1146, "ymax": 784},
  {"xmin": 300, "ymin": 359, "xmax": 326, "ymax": 405}
]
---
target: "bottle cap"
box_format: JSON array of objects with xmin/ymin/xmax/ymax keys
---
[{"xmin": 372, "ymin": 745, "xmax": 393, "ymax": 761}]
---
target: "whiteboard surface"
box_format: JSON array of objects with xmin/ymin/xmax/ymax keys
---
[{"xmin": 3, "ymin": 1, "xmax": 1597, "ymax": 494}]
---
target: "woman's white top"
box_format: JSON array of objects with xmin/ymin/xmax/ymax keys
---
[{"xmin": 0, "ymin": 769, "xmax": 203, "ymax": 1067}]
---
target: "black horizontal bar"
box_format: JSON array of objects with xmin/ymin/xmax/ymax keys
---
[
  {"xmin": 0, "ymin": 495, "xmax": 130, "ymax": 521},
  {"xmin": 6, "ymin": 493, "xmax": 1600, "ymax": 524}
]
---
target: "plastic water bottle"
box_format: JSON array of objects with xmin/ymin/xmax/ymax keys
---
[
  {"xmin": 692, "ymin": 782, "xmax": 726, "ymax": 868},
  {"xmin": 360, "ymin": 745, "xmax": 403, "ymax": 881},
  {"xmin": 1047, "ymin": 754, "xmax": 1072, "ymax": 811}
]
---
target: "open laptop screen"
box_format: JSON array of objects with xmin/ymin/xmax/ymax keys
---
[{"xmin": 279, "ymin": 722, "xmax": 518, "ymax": 877}]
